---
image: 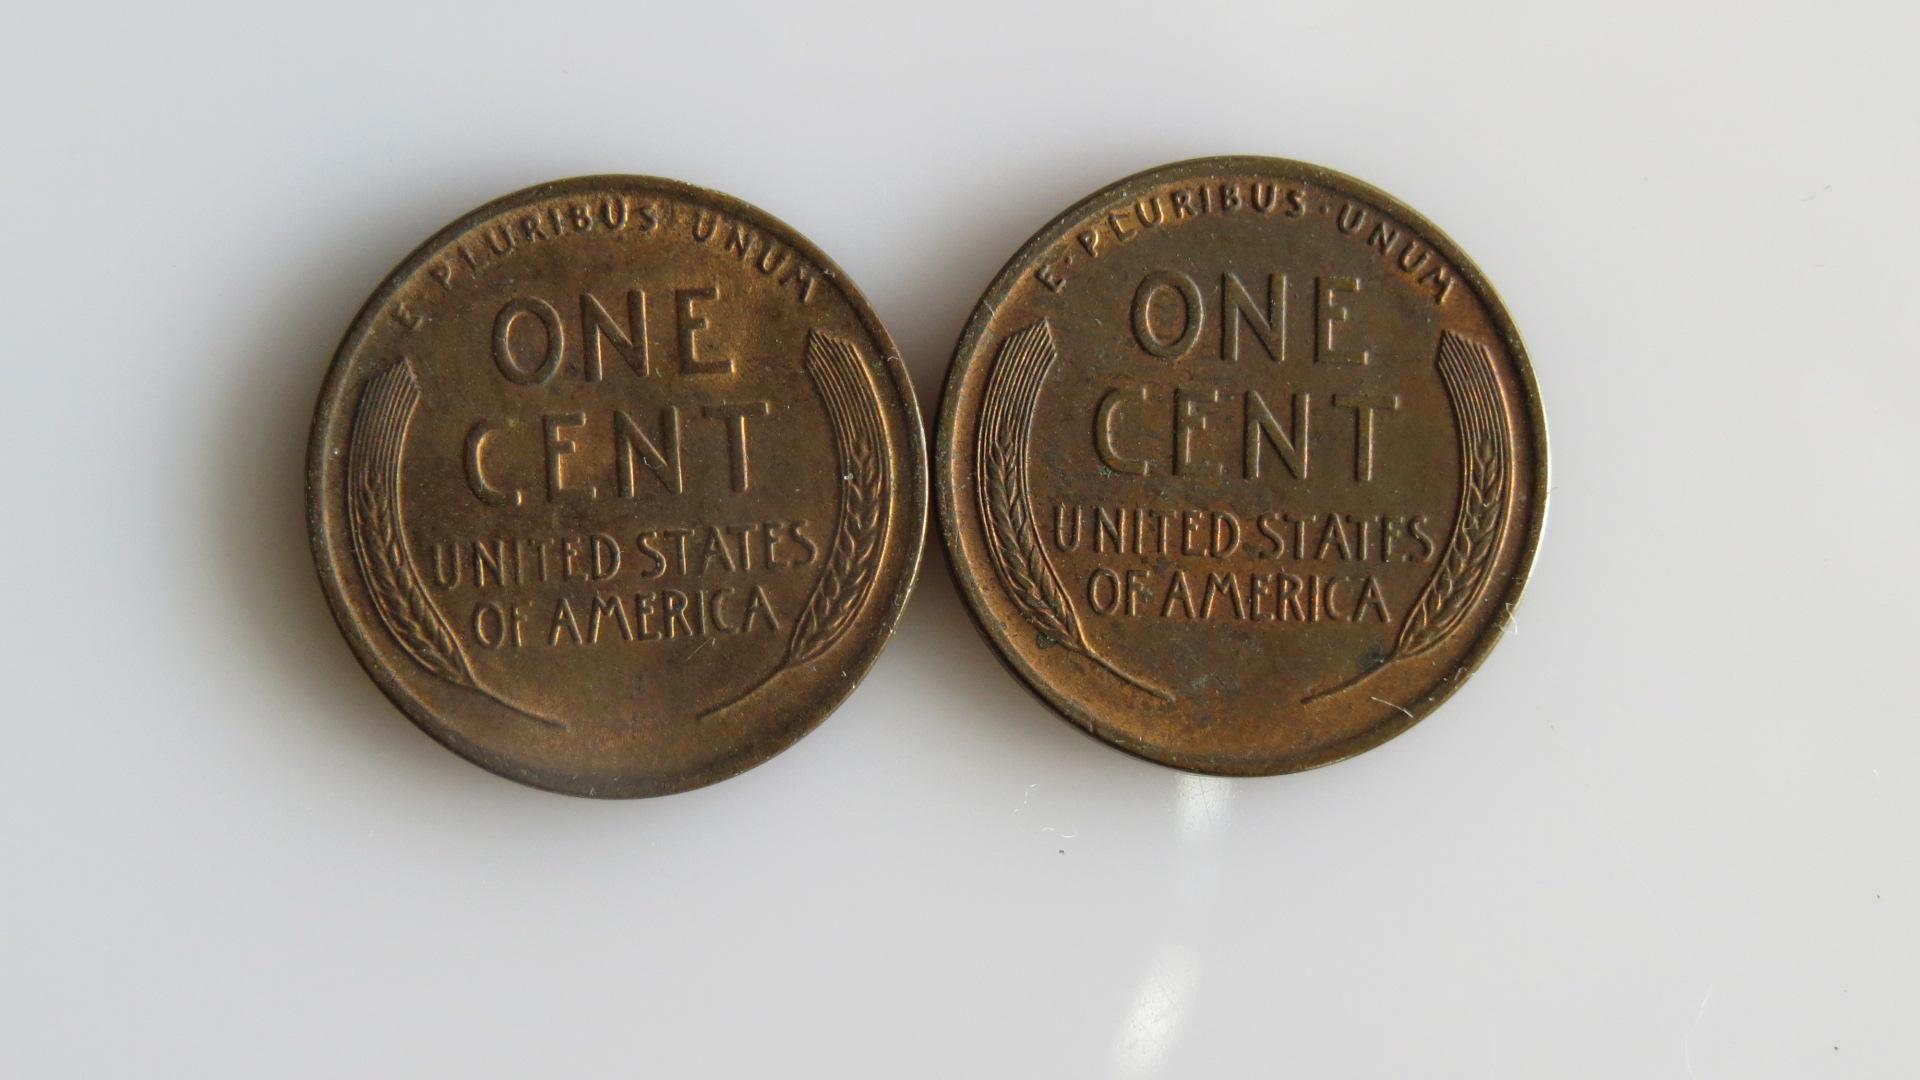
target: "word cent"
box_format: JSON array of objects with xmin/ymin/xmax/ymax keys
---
[
  {"xmin": 309, "ymin": 177, "xmax": 926, "ymax": 796},
  {"xmin": 936, "ymin": 157, "xmax": 1546, "ymax": 775}
]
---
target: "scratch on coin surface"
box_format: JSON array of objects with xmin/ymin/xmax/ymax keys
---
[{"xmin": 1371, "ymin": 696, "xmax": 1415, "ymax": 721}]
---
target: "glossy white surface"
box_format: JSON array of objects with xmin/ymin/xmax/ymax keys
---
[{"xmin": 2, "ymin": 2, "xmax": 1915, "ymax": 1076}]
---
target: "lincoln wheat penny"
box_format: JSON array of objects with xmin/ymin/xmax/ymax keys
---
[
  {"xmin": 936, "ymin": 157, "xmax": 1546, "ymax": 774},
  {"xmin": 309, "ymin": 176, "xmax": 926, "ymax": 797}
]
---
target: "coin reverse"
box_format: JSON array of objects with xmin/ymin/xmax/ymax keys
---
[
  {"xmin": 309, "ymin": 176, "xmax": 926, "ymax": 797},
  {"xmin": 936, "ymin": 156, "xmax": 1546, "ymax": 774}
]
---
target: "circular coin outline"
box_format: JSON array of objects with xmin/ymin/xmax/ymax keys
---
[
  {"xmin": 935, "ymin": 155, "xmax": 1548, "ymax": 776},
  {"xmin": 308, "ymin": 174, "xmax": 927, "ymax": 798}
]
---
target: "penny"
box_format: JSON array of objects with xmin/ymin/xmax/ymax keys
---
[
  {"xmin": 936, "ymin": 157, "xmax": 1546, "ymax": 775},
  {"xmin": 309, "ymin": 176, "xmax": 926, "ymax": 797}
]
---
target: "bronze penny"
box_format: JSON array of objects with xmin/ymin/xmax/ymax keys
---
[
  {"xmin": 309, "ymin": 176, "xmax": 926, "ymax": 797},
  {"xmin": 936, "ymin": 157, "xmax": 1546, "ymax": 775}
]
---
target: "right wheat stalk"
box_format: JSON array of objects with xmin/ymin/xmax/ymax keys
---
[
  {"xmin": 700, "ymin": 330, "xmax": 891, "ymax": 718},
  {"xmin": 1304, "ymin": 330, "xmax": 1513, "ymax": 703}
]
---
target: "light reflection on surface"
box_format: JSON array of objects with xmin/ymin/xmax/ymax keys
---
[
  {"xmin": 1177, "ymin": 773, "xmax": 1234, "ymax": 842},
  {"xmin": 1111, "ymin": 774, "xmax": 1237, "ymax": 1074},
  {"xmin": 1113, "ymin": 946, "xmax": 1199, "ymax": 1075}
]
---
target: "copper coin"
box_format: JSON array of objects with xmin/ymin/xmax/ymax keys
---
[
  {"xmin": 309, "ymin": 176, "xmax": 926, "ymax": 797},
  {"xmin": 936, "ymin": 157, "xmax": 1546, "ymax": 775}
]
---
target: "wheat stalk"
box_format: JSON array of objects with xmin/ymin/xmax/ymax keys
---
[
  {"xmin": 1303, "ymin": 330, "xmax": 1513, "ymax": 703},
  {"xmin": 785, "ymin": 332, "xmax": 890, "ymax": 664},
  {"xmin": 702, "ymin": 331, "xmax": 891, "ymax": 717},
  {"xmin": 975, "ymin": 320, "xmax": 1170, "ymax": 702},
  {"xmin": 346, "ymin": 360, "xmax": 562, "ymax": 729}
]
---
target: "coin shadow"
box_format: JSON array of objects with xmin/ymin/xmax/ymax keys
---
[{"xmin": 197, "ymin": 193, "xmax": 499, "ymax": 791}]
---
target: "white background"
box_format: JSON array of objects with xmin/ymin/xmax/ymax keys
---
[{"xmin": 2, "ymin": 2, "xmax": 1915, "ymax": 1076}]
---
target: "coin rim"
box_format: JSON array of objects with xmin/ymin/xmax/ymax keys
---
[
  {"xmin": 307, "ymin": 174, "xmax": 928, "ymax": 798},
  {"xmin": 934, "ymin": 155, "xmax": 1549, "ymax": 776}
]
